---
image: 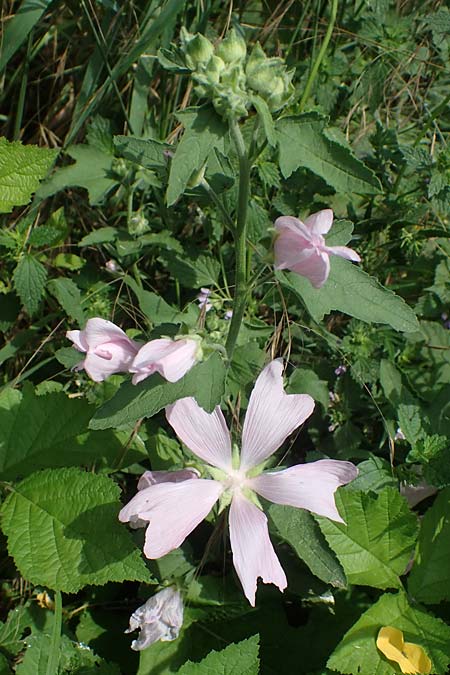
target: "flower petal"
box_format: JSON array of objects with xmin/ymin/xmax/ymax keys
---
[
  {"xmin": 240, "ymin": 360, "xmax": 315, "ymax": 471},
  {"xmin": 290, "ymin": 248, "xmax": 330, "ymax": 288},
  {"xmin": 82, "ymin": 341, "xmax": 136, "ymax": 382},
  {"xmin": 326, "ymin": 245, "xmax": 361, "ymax": 263},
  {"xmin": 304, "ymin": 209, "xmax": 334, "ymax": 235},
  {"xmin": 248, "ymin": 459, "xmax": 358, "ymax": 522},
  {"xmin": 273, "ymin": 227, "xmax": 312, "ymax": 271},
  {"xmin": 83, "ymin": 317, "xmax": 132, "ymax": 348},
  {"xmin": 229, "ymin": 492, "xmax": 287, "ymax": 606},
  {"xmin": 166, "ymin": 397, "xmax": 232, "ymax": 471},
  {"xmin": 66, "ymin": 329, "xmax": 87, "ymax": 352},
  {"xmin": 137, "ymin": 468, "xmax": 200, "ymax": 490},
  {"xmin": 119, "ymin": 478, "xmax": 223, "ymax": 558},
  {"xmin": 274, "ymin": 215, "xmax": 312, "ymax": 239}
]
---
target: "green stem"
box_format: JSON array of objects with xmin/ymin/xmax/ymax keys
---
[
  {"xmin": 46, "ymin": 591, "xmax": 62, "ymax": 675},
  {"xmin": 225, "ymin": 118, "xmax": 251, "ymax": 360},
  {"xmin": 299, "ymin": 0, "xmax": 338, "ymax": 112}
]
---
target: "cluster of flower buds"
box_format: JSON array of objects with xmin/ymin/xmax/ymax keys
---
[{"xmin": 179, "ymin": 27, "xmax": 294, "ymax": 118}]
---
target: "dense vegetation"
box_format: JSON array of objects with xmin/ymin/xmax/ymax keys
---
[{"xmin": 0, "ymin": 0, "xmax": 449, "ymax": 673}]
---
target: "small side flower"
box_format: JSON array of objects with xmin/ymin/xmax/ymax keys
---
[
  {"xmin": 129, "ymin": 335, "xmax": 203, "ymax": 384},
  {"xmin": 126, "ymin": 587, "xmax": 184, "ymax": 651}
]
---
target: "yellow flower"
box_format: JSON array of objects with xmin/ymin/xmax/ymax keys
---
[{"xmin": 376, "ymin": 626, "xmax": 432, "ymax": 674}]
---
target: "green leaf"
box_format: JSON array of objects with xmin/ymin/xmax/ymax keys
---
[
  {"xmin": 348, "ymin": 456, "xmax": 397, "ymax": 493},
  {"xmin": 79, "ymin": 226, "xmax": 118, "ymax": 246},
  {"xmin": 317, "ymin": 488, "xmax": 418, "ymax": 590},
  {"xmin": 252, "ymin": 95, "xmax": 276, "ymax": 147},
  {"xmin": 0, "ymin": 606, "xmax": 29, "ymax": 656},
  {"xmin": 90, "ymin": 353, "xmax": 226, "ymax": 430},
  {"xmin": 36, "ymin": 145, "xmax": 117, "ymax": 205},
  {"xmin": 178, "ymin": 635, "xmax": 260, "ymax": 675},
  {"xmin": 0, "ymin": 0, "xmax": 52, "ymax": 73},
  {"xmin": 408, "ymin": 487, "xmax": 450, "ymax": 604},
  {"xmin": 0, "ymin": 138, "xmax": 57, "ymax": 213},
  {"xmin": 47, "ymin": 277, "xmax": 85, "ymax": 324},
  {"xmin": 287, "ymin": 368, "xmax": 330, "ymax": 409},
  {"xmin": 279, "ymin": 257, "xmax": 419, "ymax": 333},
  {"xmin": 159, "ymin": 251, "xmax": 220, "ymax": 288},
  {"xmin": 269, "ymin": 504, "xmax": 346, "ymax": 588},
  {"xmin": 113, "ymin": 135, "xmax": 171, "ymax": 169},
  {"xmin": 328, "ymin": 591, "xmax": 450, "ymax": 675},
  {"xmin": 53, "ymin": 253, "xmax": 85, "ymax": 270},
  {"xmin": 0, "ymin": 467, "xmax": 149, "ymax": 592},
  {"xmin": 166, "ymin": 107, "xmax": 227, "ymax": 206},
  {"xmin": 13, "ymin": 254, "xmax": 47, "ymax": 316},
  {"xmin": 0, "ymin": 385, "xmax": 144, "ymax": 480},
  {"xmin": 124, "ymin": 276, "xmax": 187, "ymax": 326},
  {"xmin": 276, "ymin": 114, "xmax": 381, "ymax": 195}
]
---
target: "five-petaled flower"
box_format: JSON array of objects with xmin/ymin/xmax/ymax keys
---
[
  {"xmin": 274, "ymin": 209, "xmax": 361, "ymax": 288},
  {"xmin": 125, "ymin": 587, "xmax": 184, "ymax": 651},
  {"xmin": 66, "ymin": 317, "xmax": 141, "ymax": 382},
  {"xmin": 119, "ymin": 360, "xmax": 358, "ymax": 606}
]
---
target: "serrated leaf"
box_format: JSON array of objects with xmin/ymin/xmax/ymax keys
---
[
  {"xmin": 0, "ymin": 467, "xmax": 149, "ymax": 592},
  {"xmin": 13, "ymin": 254, "xmax": 47, "ymax": 316},
  {"xmin": 113, "ymin": 135, "xmax": 171, "ymax": 169},
  {"xmin": 36, "ymin": 145, "xmax": 117, "ymax": 205},
  {"xmin": 178, "ymin": 635, "xmax": 260, "ymax": 675},
  {"xmin": 269, "ymin": 504, "xmax": 346, "ymax": 588},
  {"xmin": 276, "ymin": 114, "xmax": 381, "ymax": 194},
  {"xmin": 279, "ymin": 257, "xmax": 419, "ymax": 333},
  {"xmin": 166, "ymin": 107, "xmax": 227, "ymax": 206},
  {"xmin": 408, "ymin": 487, "xmax": 450, "ymax": 604},
  {"xmin": 0, "ymin": 138, "xmax": 57, "ymax": 213},
  {"xmin": 0, "ymin": 606, "xmax": 29, "ymax": 656},
  {"xmin": 90, "ymin": 353, "xmax": 226, "ymax": 430},
  {"xmin": 159, "ymin": 251, "xmax": 220, "ymax": 288},
  {"xmin": 328, "ymin": 592, "xmax": 450, "ymax": 675},
  {"xmin": 348, "ymin": 456, "xmax": 397, "ymax": 493},
  {"xmin": 0, "ymin": 384, "xmax": 143, "ymax": 480},
  {"xmin": 317, "ymin": 488, "xmax": 418, "ymax": 589},
  {"xmin": 47, "ymin": 277, "xmax": 84, "ymax": 324}
]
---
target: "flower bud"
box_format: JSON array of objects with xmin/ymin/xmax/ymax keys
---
[
  {"xmin": 181, "ymin": 28, "xmax": 214, "ymax": 70},
  {"xmin": 129, "ymin": 212, "xmax": 150, "ymax": 236},
  {"xmin": 125, "ymin": 587, "xmax": 184, "ymax": 651},
  {"xmin": 216, "ymin": 29, "xmax": 247, "ymax": 64},
  {"xmin": 246, "ymin": 43, "xmax": 294, "ymax": 111}
]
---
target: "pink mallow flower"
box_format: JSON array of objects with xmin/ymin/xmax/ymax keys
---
[
  {"xmin": 119, "ymin": 360, "xmax": 358, "ymax": 606},
  {"xmin": 66, "ymin": 317, "xmax": 140, "ymax": 382},
  {"xmin": 125, "ymin": 586, "xmax": 184, "ymax": 651},
  {"xmin": 129, "ymin": 336, "xmax": 202, "ymax": 385},
  {"xmin": 274, "ymin": 209, "xmax": 361, "ymax": 288}
]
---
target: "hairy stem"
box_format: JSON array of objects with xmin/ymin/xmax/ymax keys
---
[{"xmin": 225, "ymin": 118, "xmax": 251, "ymax": 360}]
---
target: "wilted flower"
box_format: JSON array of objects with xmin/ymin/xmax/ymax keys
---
[
  {"xmin": 66, "ymin": 318, "xmax": 140, "ymax": 382},
  {"xmin": 376, "ymin": 626, "xmax": 431, "ymax": 674},
  {"xmin": 334, "ymin": 364, "xmax": 347, "ymax": 376},
  {"xmin": 126, "ymin": 587, "xmax": 184, "ymax": 651},
  {"xmin": 274, "ymin": 209, "xmax": 361, "ymax": 288},
  {"xmin": 394, "ymin": 427, "xmax": 406, "ymax": 441},
  {"xmin": 119, "ymin": 360, "xmax": 358, "ymax": 606},
  {"xmin": 130, "ymin": 336, "xmax": 202, "ymax": 385}
]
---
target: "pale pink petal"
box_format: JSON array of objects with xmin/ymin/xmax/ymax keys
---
[
  {"xmin": 229, "ymin": 492, "xmax": 287, "ymax": 606},
  {"xmin": 274, "ymin": 227, "xmax": 312, "ymax": 271},
  {"xmin": 66, "ymin": 329, "xmax": 88, "ymax": 352},
  {"xmin": 290, "ymin": 248, "xmax": 330, "ymax": 288},
  {"xmin": 304, "ymin": 209, "xmax": 334, "ymax": 235},
  {"xmin": 158, "ymin": 339, "xmax": 199, "ymax": 382},
  {"xmin": 248, "ymin": 459, "xmax": 358, "ymax": 522},
  {"xmin": 137, "ymin": 468, "xmax": 200, "ymax": 490},
  {"xmin": 274, "ymin": 215, "xmax": 311, "ymax": 239},
  {"xmin": 240, "ymin": 360, "xmax": 315, "ymax": 471},
  {"xmin": 166, "ymin": 398, "xmax": 232, "ymax": 471},
  {"xmin": 325, "ymin": 245, "xmax": 361, "ymax": 263},
  {"xmin": 83, "ymin": 317, "xmax": 133, "ymax": 348},
  {"xmin": 83, "ymin": 341, "xmax": 137, "ymax": 381},
  {"xmin": 119, "ymin": 478, "xmax": 223, "ymax": 558},
  {"xmin": 130, "ymin": 339, "xmax": 178, "ymax": 384}
]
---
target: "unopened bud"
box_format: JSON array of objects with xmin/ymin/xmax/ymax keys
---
[
  {"xmin": 181, "ymin": 28, "xmax": 214, "ymax": 70},
  {"xmin": 246, "ymin": 43, "xmax": 294, "ymax": 111},
  {"xmin": 129, "ymin": 212, "xmax": 149, "ymax": 236},
  {"xmin": 216, "ymin": 29, "xmax": 247, "ymax": 64}
]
